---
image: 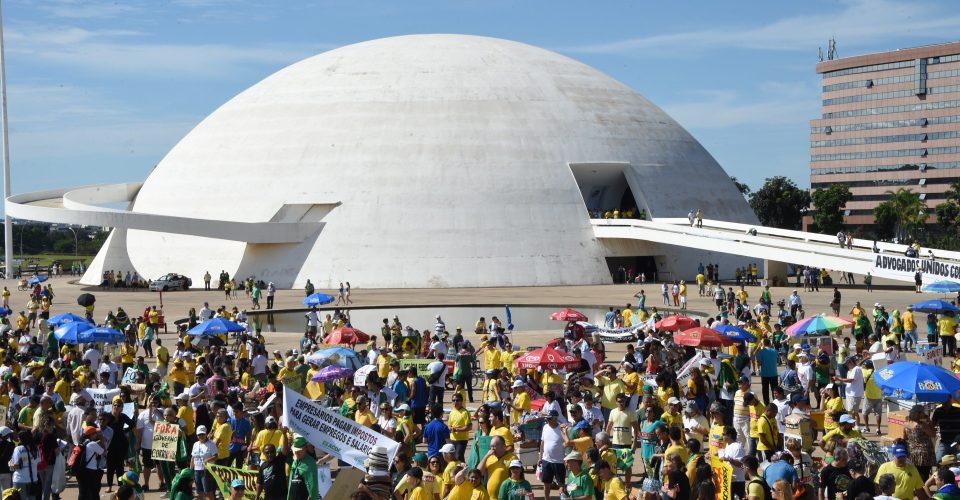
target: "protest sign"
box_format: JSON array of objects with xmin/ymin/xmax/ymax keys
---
[
  {"xmin": 283, "ymin": 386, "xmax": 399, "ymax": 470},
  {"xmin": 317, "ymin": 464, "xmax": 332, "ymax": 497},
  {"xmin": 205, "ymin": 463, "xmax": 259, "ymax": 500},
  {"xmin": 88, "ymin": 388, "xmax": 121, "ymax": 414},
  {"xmin": 711, "ymin": 454, "xmax": 733, "ymax": 500},
  {"xmin": 151, "ymin": 422, "xmax": 180, "ymax": 461},
  {"xmin": 398, "ymin": 359, "xmax": 432, "ymax": 376},
  {"xmin": 121, "ymin": 368, "xmax": 138, "ymax": 385},
  {"xmin": 926, "ymin": 345, "xmax": 943, "ymax": 366}
]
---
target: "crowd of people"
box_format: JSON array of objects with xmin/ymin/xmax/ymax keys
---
[{"xmin": 0, "ymin": 274, "xmax": 959, "ymax": 500}]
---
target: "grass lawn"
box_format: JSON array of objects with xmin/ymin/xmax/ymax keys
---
[{"xmin": 14, "ymin": 253, "xmax": 95, "ymax": 268}]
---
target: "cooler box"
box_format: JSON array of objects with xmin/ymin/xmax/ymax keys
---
[
  {"xmin": 809, "ymin": 410, "xmax": 825, "ymax": 431},
  {"xmin": 887, "ymin": 411, "xmax": 909, "ymax": 439},
  {"xmin": 784, "ymin": 414, "xmax": 815, "ymax": 452}
]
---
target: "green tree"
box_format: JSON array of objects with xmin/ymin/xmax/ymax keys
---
[
  {"xmin": 809, "ymin": 184, "xmax": 852, "ymax": 235},
  {"xmin": 874, "ymin": 188, "xmax": 927, "ymax": 242},
  {"xmin": 872, "ymin": 201, "xmax": 898, "ymax": 240},
  {"xmin": 935, "ymin": 180, "xmax": 960, "ymax": 234},
  {"xmin": 747, "ymin": 176, "xmax": 811, "ymax": 230},
  {"xmin": 730, "ymin": 176, "xmax": 751, "ymax": 199}
]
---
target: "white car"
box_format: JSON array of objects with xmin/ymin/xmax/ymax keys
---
[{"xmin": 149, "ymin": 273, "xmax": 192, "ymax": 291}]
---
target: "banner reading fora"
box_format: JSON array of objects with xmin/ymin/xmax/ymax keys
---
[
  {"xmin": 283, "ymin": 386, "xmax": 399, "ymax": 470},
  {"xmin": 151, "ymin": 422, "xmax": 179, "ymax": 461},
  {"xmin": 88, "ymin": 388, "xmax": 120, "ymax": 414},
  {"xmin": 206, "ymin": 464, "xmax": 259, "ymax": 500},
  {"xmin": 711, "ymin": 454, "xmax": 733, "ymax": 500}
]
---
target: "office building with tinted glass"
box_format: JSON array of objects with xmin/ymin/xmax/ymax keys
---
[{"xmin": 810, "ymin": 42, "xmax": 960, "ymax": 228}]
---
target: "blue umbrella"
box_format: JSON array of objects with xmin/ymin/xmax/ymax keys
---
[
  {"xmin": 307, "ymin": 346, "xmax": 362, "ymax": 370},
  {"xmin": 0, "ymin": 307, "xmax": 11, "ymax": 316},
  {"xmin": 78, "ymin": 327, "xmax": 125, "ymax": 344},
  {"xmin": 909, "ymin": 299, "xmax": 960, "ymax": 314},
  {"xmin": 187, "ymin": 318, "xmax": 246, "ymax": 336},
  {"xmin": 302, "ymin": 293, "xmax": 335, "ymax": 307},
  {"xmin": 872, "ymin": 361, "xmax": 960, "ymax": 402},
  {"xmin": 46, "ymin": 313, "xmax": 93, "ymax": 328},
  {"xmin": 922, "ymin": 280, "xmax": 960, "ymax": 293},
  {"xmin": 713, "ymin": 324, "xmax": 757, "ymax": 343},
  {"xmin": 27, "ymin": 275, "xmax": 47, "ymax": 285},
  {"xmin": 505, "ymin": 305, "xmax": 514, "ymax": 331},
  {"xmin": 54, "ymin": 322, "xmax": 94, "ymax": 344},
  {"xmin": 310, "ymin": 365, "xmax": 354, "ymax": 383}
]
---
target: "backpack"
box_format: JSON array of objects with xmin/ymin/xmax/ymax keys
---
[
  {"xmin": 427, "ymin": 364, "xmax": 444, "ymax": 385},
  {"xmin": 748, "ymin": 477, "xmax": 772, "ymax": 500},
  {"xmin": 66, "ymin": 440, "xmax": 92, "ymax": 476}
]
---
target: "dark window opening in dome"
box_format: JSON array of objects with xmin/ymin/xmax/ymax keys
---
[
  {"xmin": 569, "ymin": 162, "xmax": 642, "ymax": 220},
  {"xmin": 605, "ymin": 256, "xmax": 658, "ymax": 284}
]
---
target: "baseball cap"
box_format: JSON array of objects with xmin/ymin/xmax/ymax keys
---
[
  {"xmin": 0, "ymin": 427, "xmax": 12, "ymax": 438},
  {"xmin": 439, "ymin": 444, "xmax": 456, "ymax": 454},
  {"xmin": 709, "ymin": 401, "xmax": 723, "ymax": 413},
  {"xmin": 739, "ymin": 375, "xmax": 750, "ymax": 384},
  {"xmin": 564, "ymin": 451, "xmax": 582, "ymax": 461},
  {"xmin": 292, "ymin": 436, "xmax": 308, "ymax": 451},
  {"xmin": 511, "ymin": 380, "xmax": 526, "ymax": 389},
  {"xmin": 547, "ymin": 410, "xmax": 560, "ymax": 419},
  {"xmin": 891, "ymin": 444, "xmax": 908, "ymax": 457},
  {"xmin": 265, "ymin": 416, "xmax": 277, "ymax": 425},
  {"xmin": 119, "ymin": 471, "xmax": 139, "ymax": 486},
  {"xmin": 395, "ymin": 404, "xmax": 410, "ymax": 412},
  {"xmin": 196, "ymin": 425, "xmax": 208, "ymax": 435},
  {"xmin": 793, "ymin": 344, "xmax": 802, "ymax": 350},
  {"xmin": 839, "ymin": 414, "xmax": 855, "ymax": 424},
  {"xmin": 231, "ymin": 479, "xmax": 245, "ymax": 489},
  {"xmin": 508, "ymin": 459, "xmax": 523, "ymax": 469},
  {"xmin": 667, "ymin": 397, "xmax": 681, "ymax": 406}
]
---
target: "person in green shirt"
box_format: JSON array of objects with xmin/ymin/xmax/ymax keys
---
[
  {"xmin": 497, "ymin": 460, "xmax": 532, "ymax": 500},
  {"xmin": 168, "ymin": 468, "xmax": 194, "ymax": 500},
  {"xmin": 563, "ymin": 452, "xmax": 595, "ymax": 500},
  {"xmin": 18, "ymin": 396, "xmax": 38, "ymax": 429},
  {"xmin": 288, "ymin": 436, "xmax": 319, "ymax": 500}
]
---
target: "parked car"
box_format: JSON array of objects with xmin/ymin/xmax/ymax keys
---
[{"xmin": 149, "ymin": 273, "xmax": 192, "ymax": 291}]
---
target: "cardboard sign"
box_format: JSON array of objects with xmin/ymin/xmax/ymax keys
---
[
  {"xmin": 926, "ymin": 346, "xmax": 943, "ymax": 366},
  {"xmin": 282, "ymin": 386, "xmax": 399, "ymax": 470},
  {"xmin": 88, "ymin": 388, "xmax": 121, "ymax": 414},
  {"xmin": 121, "ymin": 368, "xmax": 138, "ymax": 385},
  {"xmin": 150, "ymin": 421, "xmax": 179, "ymax": 461},
  {"xmin": 398, "ymin": 359, "xmax": 432, "ymax": 376},
  {"xmin": 711, "ymin": 453, "xmax": 733, "ymax": 500}
]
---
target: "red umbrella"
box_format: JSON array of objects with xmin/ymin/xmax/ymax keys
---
[
  {"xmin": 549, "ymin": 308, "xmax": 588, "ymax": 322},
  {"xmin": 323, "ymin": 327, "xmax": 370, "ymax": 344},
  {"xmin": 655, "ymin": 315, "xmax": 698, "ymax": 332},
  {"xmin": 514, "ymin": 347, "xmax": 579, "ymax": 370},
  {"xmin": 674, "ymin": 327, "xmax": 734, "ymax": 348}
]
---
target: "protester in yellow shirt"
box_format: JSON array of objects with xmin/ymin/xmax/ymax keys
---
[
  {"xmin": 940, "ymin": 313, "xmax": 958, "ymax": 357},
  {"xmin": 508, "ymin": 381, "xmax": 530, "ymax": 423},
  {"xmin": 597, "ymin": 461, "xmax": 627, "ymax": 500},
  {"xmin": 212, "ymin": 408, "xmax": 233, "ymax": 461}
]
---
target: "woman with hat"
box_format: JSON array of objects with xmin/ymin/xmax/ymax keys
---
[
  {"xmin": 190, "ymin": 425, "xmax": 218, "ymax": 500},
  {"xmin": 496, "ymin": 459, "xmax": 531, "ymax": 500}
]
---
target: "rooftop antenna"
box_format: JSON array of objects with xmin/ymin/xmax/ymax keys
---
[
  {"xmin": 818, "ymin": 46, "xmax": 824, "ymax": 62},
  {"xmin": 827, "ymin": 37, "xmax": 838, "ymax": 60}
]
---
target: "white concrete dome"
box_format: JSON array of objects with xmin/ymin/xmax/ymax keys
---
[{"xmin": 118, "ymin": 34, "xmax": 756, "ymax": 288}]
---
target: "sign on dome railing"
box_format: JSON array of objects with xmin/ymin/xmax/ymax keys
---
[{"xmin": 871, "ymin": 254, "xmax": 960, "ymax": 282}]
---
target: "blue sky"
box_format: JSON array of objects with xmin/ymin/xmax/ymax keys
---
[{"xmin": 3, "ymin": 0, "xmax": 960, "ymax": 201}]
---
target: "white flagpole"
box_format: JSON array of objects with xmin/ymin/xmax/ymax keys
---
[{"xmin": 0, "ymin": 0, "xmax": 13, "ymax": 279}]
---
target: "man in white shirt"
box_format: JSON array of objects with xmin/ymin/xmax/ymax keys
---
[
  {"xmin": 771, "ymin": 386, "xmax": 792, "ymax": 434},
  {"xmin": 99, "ymin": 354, "xmax": 119, "ymax": 386},
  {"xmin": 188, "ymin": 375, "xmax": 208, "ymax": 411},
  {"xmin": 434, "ymin": 315, "xmax": 446, "ymax": 337},
  {"xmin": 426, "ymin": 352, "xmax": 446, "ymax": 406},
  {"xmin": 579, "ymin": 393, "xmax": 605, "ymax": 434},
  {"xmin": 82, "ymin": 346, "xmax": 101, "ymax": 369},
  {"xmin": 251, "ymin": 349, "xmax": 268, "ymax": 377},
  {"xmin": 717, "ymin": 427, "xmax": 745, "ymax": 492},
  {"xmin": 305, "ymin": 309, "xmax": 319, "ymax": 336},
  {"xmin": 797, "ymin": 353, "xmax": 814, "ymax": 400},
  {"xmin": 199, "ymin": 302, "xmax": 214, "ymax": 321},
  {"xmin": 682, "ymin": 401, "xmax": 709, "ymax": 445},
  {"xmin": 539, "ymin": 411, "xmax": 567, "ymax": 499},
  {"xmin": 428, "ymin": 336, "xmax": 447, "ymax": 358},
  {"xmin": 835, "ymin": 356, "xmax": 865, "ymax": 426},
  {"xmin": 135, "ymin": 400, "xmax": 163, "ymax": 490}
]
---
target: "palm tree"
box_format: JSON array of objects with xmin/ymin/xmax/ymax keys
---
[{"xmin": 883, "ymin": 188, "xmax": 927, "ymax": 242}]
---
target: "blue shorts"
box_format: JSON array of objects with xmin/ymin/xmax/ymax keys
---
[{"xmin": 195, "ymin": 469, "xmax": 216, "ymax": 494}]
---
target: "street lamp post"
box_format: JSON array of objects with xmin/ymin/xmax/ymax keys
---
[
  {"xmin": 60, "ymin": 226, "xmax": 77, "ymax": 258},
  {"xmin": 0, "ymin": 1, "xmax": 12, "ymax": 279}
]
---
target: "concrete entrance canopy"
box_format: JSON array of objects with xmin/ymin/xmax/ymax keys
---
[
  {"xmin": 6, "ymin": 182, "xmax": 325, "ymax": 243},
  {"xmin": 594, "ymin": 217, "xmax": 960, "ymax": 285}
]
